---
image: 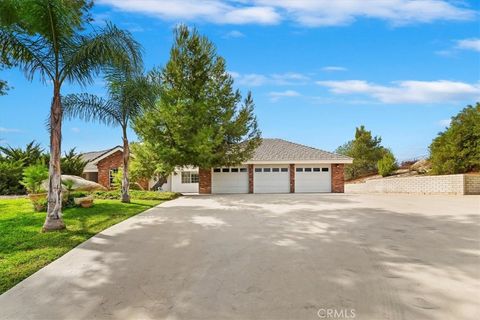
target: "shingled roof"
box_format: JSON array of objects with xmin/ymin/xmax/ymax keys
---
[
  {"xmin": 81, "ymin": 146, "xmax": 123, "ymax": 172},
  {"xmin": 250, "ymin": 138, "xmax": 352, "ymax": 162}
]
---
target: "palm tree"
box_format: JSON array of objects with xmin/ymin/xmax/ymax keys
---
[
  {"xmin": 63, "ymin": 69, "xmax": 155, "ymax": 203},
  {"xmin": 0, "ymin": 0, "xmax": 141, "ymax": 230}
]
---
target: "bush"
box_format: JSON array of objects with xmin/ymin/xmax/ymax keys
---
[
  {"xmin": 0, "ymin": 161, "xmax": 25, "ymax": 195},
  {"xmin": 92, "ymin": 190, "xmax": 179, "ymax": 201},
  {"xmin": 377, "ymin": 152, "xmax": 398, "ymax": 177},
  {"xmin": 62, "ymin": 191, "xmax": 90, "ymax": 208},
  {"xmin": 20, "ymin": 164, "xmax": 48, "ymax": 194},
  {"xmin": 32, "ymin": 198, "xmax": 48, "ymax": 212}
]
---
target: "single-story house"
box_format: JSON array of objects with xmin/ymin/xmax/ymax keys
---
[{"xmin": 81, "ymin": 138, "xmax": 353, "ymax": 194}]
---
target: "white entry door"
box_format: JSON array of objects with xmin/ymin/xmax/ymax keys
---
[
  {"xmin": 295, "ymin": 165, "xmax": 331, "ymax": 193},
  {"xmin": 254, "ymin": 165, "xmax": 290, "ymax": 193},
  {"xmin": 212, "ymin": 167, "xmax": 249, "ymax": 193}
]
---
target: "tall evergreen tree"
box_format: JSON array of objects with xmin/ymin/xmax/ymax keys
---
[
  {"xmin": 429, "ymin": 103, "xmax": 480, "ymax": 174},
  {"xmin": 134, "ymin": 25, "xmax": 261, "ymax": 169},
  {"xmin": 336, "ymin": 126, "xmax": 388, "ymax": 180}
]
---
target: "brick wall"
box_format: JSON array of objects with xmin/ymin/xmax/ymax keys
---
[
  {"xmin": 331, "ymin": 164, "xmax": 345, "ymax": 193},
  {"xmin": 97, "ymin": 151, "xmax": 123, "ymax": 188},
  {"xmin": 248, "ymin": 164, "xmax": 254, "ymax": 193},
  {"xmin": 345, "ymin": 174, "xmax": 480, "ymax": 195},
  {"xmin": 289, "ymin": 164, "xmax": 295, "ymax": 193},
  {"xmin": 199, "ymin": 168, "xmax": 212, "ymax": 194}
]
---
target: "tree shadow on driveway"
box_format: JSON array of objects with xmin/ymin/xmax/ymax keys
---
[{"xmin": 0, "ymin": 194, "xmax": 479, "ymax": 320}]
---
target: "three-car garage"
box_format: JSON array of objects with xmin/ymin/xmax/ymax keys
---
[{"xmin": 210, "ymin": 164, "xmax": 333, "ymax": 194}]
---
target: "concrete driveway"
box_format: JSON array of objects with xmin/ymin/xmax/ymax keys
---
[{"xmin": 0, "ymin": 194, "xmax": 479, "ymax": 320}]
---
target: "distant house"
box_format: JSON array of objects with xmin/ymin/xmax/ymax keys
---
[{"xmin": 81, "ymin": 139, "xmax": 352, "ymax": 193}]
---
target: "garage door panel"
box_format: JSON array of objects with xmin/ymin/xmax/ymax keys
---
[
  {"xmin": 254, "ymin": 165, "xmax": 290, "ymax": 193},
  {"xmin": 212, "ymin": 167, "xmax": 248, "ymax": 194},
  {"xmin": 295, "ymin": 165, "xmax": 331, "ymax": 193}
]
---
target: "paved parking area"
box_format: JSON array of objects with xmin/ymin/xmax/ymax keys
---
[{"xmin": 0, "ymin": 194, "xmax": 479, "ymax": 320}]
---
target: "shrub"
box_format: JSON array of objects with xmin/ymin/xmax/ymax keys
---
[
  {"xmin": 20, "ymin": 164, "xmax": 48, "ymax": 194},
  {"xmin": 92, "ymin": 190, "xmax": 179, "ymax": 201},
  {"xmin": 63, "ymin": 191, "xmax": 90, "ymax": 208},
  {"xmin": 377, "ymin": 151, "xmax": 398, "ymax": 177},
  {"xmin": 31, "ymin": 198, "xmax": 48, "ymax": 212},
  {"xmin": 0, "ymin": 161, "xmax": 25, "ymax": 195},
  {"xmin": 61, "ymin": 148, "xmax": 88, "ymax": 175}
]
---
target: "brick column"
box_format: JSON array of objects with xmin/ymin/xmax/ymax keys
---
[
  {"xmin": 199, "ymin": 168, "xmax": 212, "ymax": 194},
  {"xmin": 248, "ymin": 164, "xmax": 254, "ymax": 193},
  {"xmin": 289, "ymin": 164, "xmax": 295, "ymax": 193},
  {"xmin": 331, "ymin": 164, "xmax": 345, "ymax": 193}
]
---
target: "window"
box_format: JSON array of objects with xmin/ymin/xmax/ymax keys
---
[
  {"xmin": 109, "ymin": 168, "xmax": 118, "ymax": 186},
  {"xmin": 213, "ymin": 168, "xmax": 221, "ymax": 173},
  {"xmin": 281, "ymin": 168, "xmax": 288, "ymax": 172},
  {"xmin": 322, "ymin": 168, "xmax": 329, "ymax": 172},
  {"xmin": 240, "ymin": 168, "xmax": 247, "ymax": 172},
  {"xmin": 296, "ymin": 168, "xmax": 303, "ymax": 172},
  {"xmin": 304, "ymin": 168, "xmax": 312, "ymax": 172},
  {"xmin": 231, "ymin": 168, "xmax": 239, "ymax": 172},
  {"xmin": 313, "ymin": 168, "xmax": 320, "ymax": 172},
  {"xmin": 263, "ymin": 168, "xmax": 271, "ymax": 172},
  {"xmin": 255, "ymin": 168, "xmax": 262, "ymax": 173},
  {"xmin": 181, "ymin": 171, "xmax": 199, "ymax": 184},
  {"xmin": 222, "ymin": 168, "xmax": 230, "ymax": 173},
  {"xmin": 272, "ymin": 168, "xmax": 280, "ymax": 172}
]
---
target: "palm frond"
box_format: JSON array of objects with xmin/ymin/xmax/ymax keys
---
[
  {"xmin": 0, "ymin": 29, "xmax": 54, "ymax": 81},
  {"xmin": 60, "ymin": 23, "xmax": 142, "ymax": 86},
  {"xmin": 62, "ymin": 93, "xmax": 121, "ymax": 127}
]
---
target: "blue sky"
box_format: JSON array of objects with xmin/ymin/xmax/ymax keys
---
[{"xmin": 1, "ymin": 0, "xmax": 479, "ymax": 160}]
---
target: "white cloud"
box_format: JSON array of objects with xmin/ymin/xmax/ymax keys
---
[
  {"xmin": 268, "ymin": 90, "xmax": 301, "ymax": 101},
  {"xmin": 0, "ymin": 127, "xmax": 21, "ymax": 133},
  {"xmin": 231, "ymin": 71, "xmax": 309, "ymax": 86},
  {"xmin": 438, "ymin": 119, "xmax": 451, "ymax": 127},
  {"xmin": 256, "ymin": 0, "xmax": 475, "ymax": 26},
  {"xmin": 97, "ymin": 0, "xmax": 476, "ymax": 26},
  {"xmin": 223, "ymin": 30, "xmax": 245, "ymax": 38},
  {"xmin": 456, "ymin": 38, "xmax": 480, "ymax": 52},
  {"xmin": 322, "ymin": 66, "xmax": 347, "ymax": 72},
  {"xmin": 71, "ymin": 127, "xmax": 81, "ymax": 133},
  {"xmin": 316, "ymin": 80, "xmax": 480, "ymax": 104},
  {"xmin": 97, "ymin": 0, "xmax": 280, "ymax": 25}
]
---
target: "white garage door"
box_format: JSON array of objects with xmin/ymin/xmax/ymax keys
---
[
  {"xmin": 295, "ymin": 165, "xmax": 331, "ymax": 193},
  {"xmin": 212, "ymin": 167, "xmax": 249, "ymax": 193},
  {"xmin": 254, "ymin": 165, "xmax": 290, "ymax": 193}
]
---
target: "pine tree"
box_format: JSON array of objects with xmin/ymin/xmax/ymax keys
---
[{"xmin": 134, "ymin": 25, "xmax": 261, "ymax": 169}]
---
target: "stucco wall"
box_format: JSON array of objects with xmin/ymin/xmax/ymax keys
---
[{"xmin": 345, "ymin": 174, "xmax": 480, "ymax": 195}]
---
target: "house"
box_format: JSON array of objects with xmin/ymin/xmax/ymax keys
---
[{"xmin": 81, "ymin": 139, "xmax": 353, "ymax": 194}]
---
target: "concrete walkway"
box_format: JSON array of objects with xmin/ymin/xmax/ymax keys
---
[{"xmin": 0, "ymin": 194, "xmax": 479, "ymax": 320}]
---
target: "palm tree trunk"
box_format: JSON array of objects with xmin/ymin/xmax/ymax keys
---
[
  {"xmin": 43, "ymin": 83, "xmax": 65, "ymax": 231},
  {"xmin": 121, "ymin": 125, "xmax": 130, "ymax": 203}
]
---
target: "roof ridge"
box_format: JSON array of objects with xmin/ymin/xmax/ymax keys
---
[{"xmin": 274, "ymin": 138, "xmax": 349, "ymax": 158}]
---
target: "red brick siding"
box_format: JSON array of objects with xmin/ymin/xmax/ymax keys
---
[
  {"xmin": 331, "ymin": 164, "xmax": 345, "ymax": 193},
  {"xmin": 97, "ymin": 151, "xmax": 123, "ymax": 189},
  {"xmin": 199, "ymin": 168, "xmax": 211, "ymax": 194},
  {"xmin": 289, "ymin": 164, "xmax": 295, "ymax": 193},
  {"xmin": 248, "ymin": 164, "xmax": 254, "ymax": 193}
]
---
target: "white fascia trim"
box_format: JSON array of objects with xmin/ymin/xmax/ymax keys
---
[
  {"xmin": 90, "ymin": 146, "xmax": 124, "ymax": 164},
  {"xmin": 244, "ymin": 159, "xmax": 353, "ymax": 164},
  {"xmin": 83, "ymin": 169, "xmax": 99, "ymax": 173}
]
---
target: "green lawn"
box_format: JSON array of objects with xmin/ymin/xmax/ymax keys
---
[{"xmin": 0, "ymin": 197, "xmax": 170, "ymax": 294}]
